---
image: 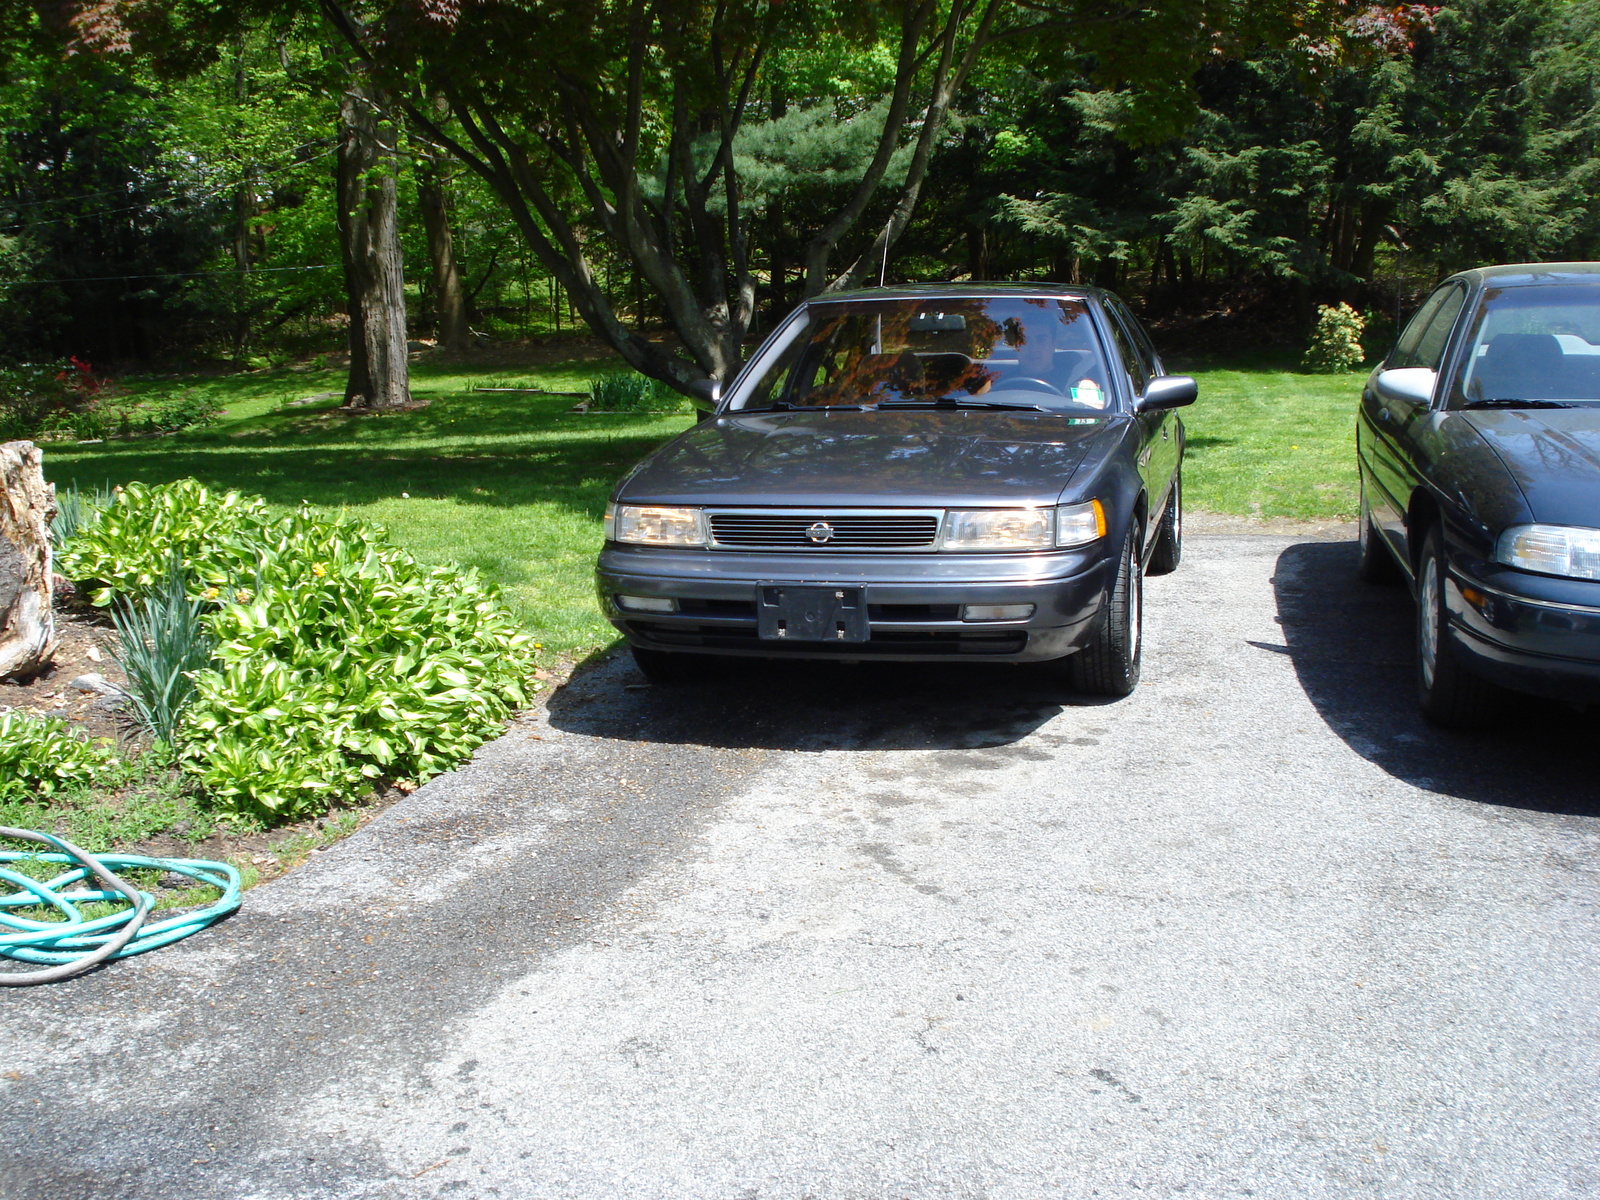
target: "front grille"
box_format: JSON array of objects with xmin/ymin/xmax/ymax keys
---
[{"xmin": 707, "ymin": 509, "xmax": 941, "ymax": 552}]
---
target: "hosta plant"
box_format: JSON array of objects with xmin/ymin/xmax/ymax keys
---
[
  {"xmin": 59, "ymin": 480, "xmax": 536, "ymax": 821},
  {"xmin": 0, "ymin": 713, "xmax": 122, "ymax": 801}
]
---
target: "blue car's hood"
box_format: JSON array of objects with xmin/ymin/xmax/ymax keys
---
[
  {"xmin": 1465, "ymin": 408, "xmax": 1600, "ymax": 527},
  {"xmin": 616, "ymin": 410, "xmax": 1118, "ymax": 507}
]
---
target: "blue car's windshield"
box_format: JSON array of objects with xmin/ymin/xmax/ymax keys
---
[
  {"xmin": 1453, "ymin": 284, "xmax": 1600, "ymax": 407},
  {"xmin": 731, "ymin": 296, "xmax": 1114, "ymax": 413}
]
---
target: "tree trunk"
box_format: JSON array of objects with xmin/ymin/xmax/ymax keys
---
[
  {"xmin": 0, "ymin": 441, "xmax": 56, "ymax": 681},
  {"xmin": 417, "ymin": 158, "xmax": 470, "ymax": 356},
  {"xmin": 336, "ymin": 81, "xmax": 410, "ymax": 409}
]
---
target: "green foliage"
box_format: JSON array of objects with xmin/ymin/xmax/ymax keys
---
[
  {"xmin": 0, "ymin": 713, "xmax": 122, "ymax": 801},
  {"xmin": 61, "ymin": 478, "xmax": 535, "ymax": 821},
  {"xmin": 50, "ymin": 482, "xmax": 111, "ymax": 547},
  {"xmin": 588, "ymin": 371, "xmax": 682, "ymax": 412},
  {"xmin": 110, "ymin": 555, "xmax": 218, "ymax": 747},
  {"xmin": 0, "ymin": 359, "xmax": 105, "ymax": 440},
  {"xmin": 57, "ymin": 478, "xmax": 275, "ymax": 605},
  {"xmin": 1302, "ymin": 303, "xmax": 1368, "ymax": 373},
  {"xmin": 0, "ymin": 765, "xmax": 215, "ymax": 853}
]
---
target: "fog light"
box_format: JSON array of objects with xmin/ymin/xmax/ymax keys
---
[
  {"xmin": 962, "ymin": 603, "xmax": 1034, "ymax": 621},
  {"xmin": 617, "ymin": 594, "xmax": 677, "ymax": 613}
]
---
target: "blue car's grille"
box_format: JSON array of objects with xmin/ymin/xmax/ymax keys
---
[{"xmin": 707, "ymin": 510, "xmax": 941, "ymax": 551}]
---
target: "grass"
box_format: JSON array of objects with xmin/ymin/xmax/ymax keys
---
[{"xmin": 1184, "ymin": 367, "xmax": 1364, "ymax": 520}]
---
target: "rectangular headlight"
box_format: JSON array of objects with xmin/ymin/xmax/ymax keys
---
[
  {"xmin": 1496, "ymin": 524, "xmax": 1600, "ymax": 580},
  {"xmin": 609, "ymin": 504, "xmax": 707, "ymax": 547},
  {"xmin": 943, "ymin": 508, "xmax": 1054, "ymax": 551},
  {"xmin": 1055, "ymin": 499, "xmax": 1106, "ymax": 547}
]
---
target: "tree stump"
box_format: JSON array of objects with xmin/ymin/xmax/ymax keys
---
[{"xmin": 0, "ymin": 441, "xmax": 57, "ymax": 679}]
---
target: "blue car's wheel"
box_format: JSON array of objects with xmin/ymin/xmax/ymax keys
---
[{"xmin": 1065, "ymin": 526, "xmax": 1143, "ymax": 697}]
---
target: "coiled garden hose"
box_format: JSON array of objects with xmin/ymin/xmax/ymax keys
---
[{"xmin": 0, "ymin": 827, "xmax": 241, "ymax": 986}]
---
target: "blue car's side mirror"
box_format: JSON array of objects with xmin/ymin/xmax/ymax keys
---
[{"xmin": 1137, "ymin": 375, "xmax": 1198, "ymax": 413}]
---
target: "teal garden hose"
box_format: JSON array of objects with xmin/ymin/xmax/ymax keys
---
[{"xmin": 0, "ymin": 827, "xmax": 241, "ymax": 986}]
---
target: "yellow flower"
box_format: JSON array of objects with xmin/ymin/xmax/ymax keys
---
[
  {"xmin": 312, "ymin": 563, "xmax": 327, "ymax": 577},
  {"xmin": 235, "ymin": 588, "xmax": 252, "ymax": 603},
  {"xmin": 202, "ymin": 587, "xmax": 220, "ymax": 600}
]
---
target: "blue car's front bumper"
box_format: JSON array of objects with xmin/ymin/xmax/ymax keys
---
[
  {"xmin": 595, "ymin": 543, "xmax": 1115, "ymax": 663},
  {"xmin": 1446, "ymin": 556, "xmax": 1600, "ymax": 703}
]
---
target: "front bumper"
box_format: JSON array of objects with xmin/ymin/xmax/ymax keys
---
[
  {"xmin": 1445, "ymin": 556, "xmax": 1600, "ymax": 703},
  {"xmin": 595, "ymin": 543, "xmax": 1114, "ymax": 663}
]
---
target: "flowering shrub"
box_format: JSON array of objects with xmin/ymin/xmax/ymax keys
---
[{"xmin": 1302, "ymin": 303, "xmax": 1367, "ymax": 373}]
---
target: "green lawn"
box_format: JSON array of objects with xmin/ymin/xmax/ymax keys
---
[
  {"xmin": 1184, "ymin": 368, "xmax": 1364, "ymax": 520},
  {"xmin": 42, "ymin": 355, "xmax": 1364, "ymax": 657}
]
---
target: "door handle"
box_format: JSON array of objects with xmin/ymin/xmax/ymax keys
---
[{"xmin": 1162, "ymin": 426, "xmax": 1169, "ymax": 441}]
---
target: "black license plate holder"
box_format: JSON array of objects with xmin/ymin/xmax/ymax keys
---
[{"xmin": 756, "ymin": 584, "xmax": 869, "ymax": 643}]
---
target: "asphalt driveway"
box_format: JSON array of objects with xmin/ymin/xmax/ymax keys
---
[{"xmin": 3, "ymin": 530, "xmax": 1597, "ymax": 1200}]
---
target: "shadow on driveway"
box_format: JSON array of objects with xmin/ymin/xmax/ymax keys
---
[
  {"xmin": 1273, "ymin": 540, "xmax": 1598, "ymax": 819},
  {"xmin": 545, "ymin": 655, "xmax": 1112, "ymax": 752}
]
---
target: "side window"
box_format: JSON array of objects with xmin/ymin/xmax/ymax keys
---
[
  {"xmin": 1103, "ymin": 307, "xmax": 1149, "ymax": 396},
  {"xmin": 1112, "ymin": 300, "xmax": 1162, "ymax": 378},
  {"xmin": 1390, "ymin": 284, "xmax": 1465, "ymax": 370}
]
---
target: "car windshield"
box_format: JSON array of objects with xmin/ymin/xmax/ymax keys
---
[
  {"xmin": 731, "ymin": 296, "xmax": 1114, "ymax": 413},
  {"xmin": 1453, "ymin": 284, "xmax": 1600, "ymax": 407}
]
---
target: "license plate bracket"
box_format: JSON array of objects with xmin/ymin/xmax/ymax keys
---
[{"xmin": 756, "ymin": 584, "xmax": 869, "ymax": 643}]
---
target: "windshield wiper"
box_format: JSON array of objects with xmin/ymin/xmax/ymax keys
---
[
  {"xmin": 874, "ymin": 399, "xmax": 1048, "ymax": 412},
  {"xmin": 742, "ymin": 401, "xmax": 868, "ymax": 412},
  {"xmin": 1462, "ymin": 398, "xmax": 1576, "ymax": 409}
]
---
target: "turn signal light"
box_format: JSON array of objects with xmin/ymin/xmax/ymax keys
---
[
  {"xmin": 616, "ymin": 594, "xmax": 677, "ymax": 613},
  {"xmin": 962, "ymin": 603, "xmax": 1035, "ymax": 621}
]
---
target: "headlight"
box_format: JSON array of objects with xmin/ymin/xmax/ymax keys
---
[
  {"xmin": 943, "ymin": 508, "xmax": 1054, "ymax": 551},
  {"xmin": 607, "ymin": 503, "xmax": 707, "ymax": 547},
  {"xmin": 1055, "ymin": 499, "xmax": 1106, "ymax": 548},
  {"xmin": 1496, "ymin": 524, "xmax": 1600, "ymax": 580}
]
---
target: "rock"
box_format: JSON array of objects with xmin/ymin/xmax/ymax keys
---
[{"xmin": 69, "ymin": 673, "xmax": 126, "ymax": 697}]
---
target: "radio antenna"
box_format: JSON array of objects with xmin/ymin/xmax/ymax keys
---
[{"xmin": 878, "ymin": 216, "xmax": 894, "ymax": 287}]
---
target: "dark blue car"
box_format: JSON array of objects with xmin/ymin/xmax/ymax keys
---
[
  {"xmin": 596, "ymin": 285, "xmax": 1196, "ymax": 695},
  {"xmin": 1358, "ymin": 262, "xmax": 1600, "ymax": 725}
]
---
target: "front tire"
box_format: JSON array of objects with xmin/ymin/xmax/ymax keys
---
[
  {"xmin": 1146, "ymin": 475, "xmax": 1182, "ymax": 576},
  {"xmin": 1066, "ymin": 526, "xmax": 1144, "ymax": 697},
  {"xmin": 1416, "ymin": 527, "xmax": 1501, "ymax": 727}
]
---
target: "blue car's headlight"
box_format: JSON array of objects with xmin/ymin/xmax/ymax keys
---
[
  {"xmin": 1496, "ymin": 524, "xmax": 1600, "ymax": 580},
  {"xmin": 606, "ymin": 503, "xmax": 707, "ymax": 547},
  {"xmin": 943, "ymin": 508, "xmax": 1054, "ymax": 551}
]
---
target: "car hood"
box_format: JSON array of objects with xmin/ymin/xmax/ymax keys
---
[
  {"xmin": 1464, "ymin": 408, "xmax": 1600, "ymax": 527},
  {"xmin": 616, "ymin": 410, "xmax": 1116, "ymax": 507}
]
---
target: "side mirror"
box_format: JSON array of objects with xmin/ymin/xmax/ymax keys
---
[
  {"xmin": 1373, "ymin": 367, "xmax": 1437, "ymax": 407},
  {"xmin": 687, "ymin": 377, "xmax": 721, "ymax": 411},
  {"xmin": 1137, "ymin": 375, "xmax": 1198, "ymax": 413}
]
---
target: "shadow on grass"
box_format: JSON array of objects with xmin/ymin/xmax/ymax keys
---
[
  {"xmin": 42, "ymin": 391, "xmax": 689, "ymax": 518},
  {"xmin": 1182, "ymin": 435, "xmax": 1234, "ymax": 452},
  {"xmin": 1273, "ymin": 540, "xmax": 1598, "ymax": 819}
]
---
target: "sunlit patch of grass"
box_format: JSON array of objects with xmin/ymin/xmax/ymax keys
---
[{"xmin": 1183, "ymin": 369, "xmax": 1363, "ymax": 520}]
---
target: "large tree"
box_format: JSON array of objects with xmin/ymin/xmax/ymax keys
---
[{"xmin": 309, "ymin": 0, "xmax": 1338, "ymax": 394}]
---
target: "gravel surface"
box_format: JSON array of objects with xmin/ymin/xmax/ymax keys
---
[{"xmin": 3, "ymin": 532, "xmax": 1597, "ymax": 1200}]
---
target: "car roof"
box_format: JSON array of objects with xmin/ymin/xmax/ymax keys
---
[
  {"xmin": 1446, "ymin": 262, "xmax": 1600, "ymax": 289},
  {"xmin": 810, "ymin": 282, "xmax": 1109, "ymax": 304}
]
